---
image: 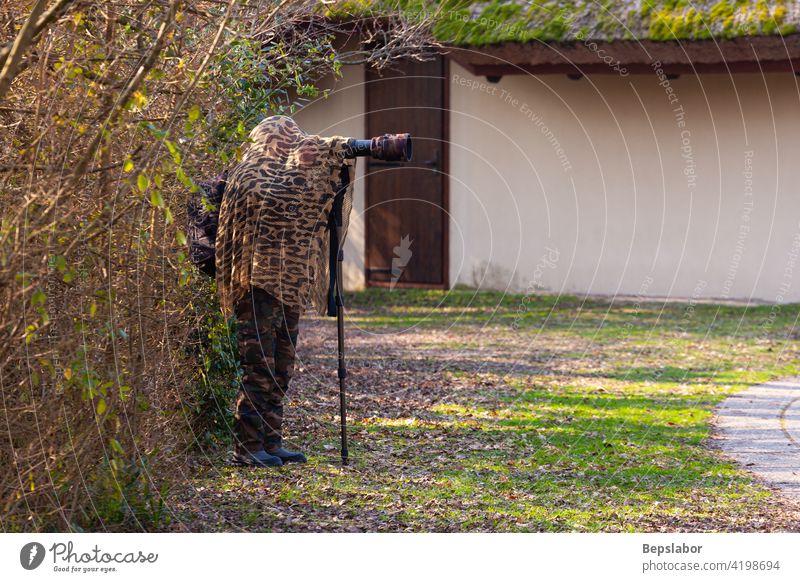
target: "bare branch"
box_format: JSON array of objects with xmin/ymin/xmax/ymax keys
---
[{"xmin": 0, "ymin": 0, "xmax": 48, "ymax": 100}]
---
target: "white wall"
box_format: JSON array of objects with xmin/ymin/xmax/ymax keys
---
[
  {"xmin": 449, "ymin": 62, "xmax": 800, "ymax": 303},
  {"xmin": 294, "ymin": 58, "xmax": 800, "ymax": 303},
  {"xmin": 292, "ymin": 63, "xmax": 367, "ymax": 291}
]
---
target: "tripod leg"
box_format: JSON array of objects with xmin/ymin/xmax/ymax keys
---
[{"xmin": 336, "ymin": 246, "xmax": 348, "ymax": 466}]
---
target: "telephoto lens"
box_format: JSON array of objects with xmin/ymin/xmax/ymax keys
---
[{"xmin": 345, "ymin": 133, "xmax": 412, "ymax": 162}]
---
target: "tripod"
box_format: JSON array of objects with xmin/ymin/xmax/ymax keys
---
[
  {"xmin": 328, "ymin": 165, "xmax": 350, "ymax": 466},
  {"xmin": 326, "ymin": 137, "xmax": 410, "ymax": 466}
]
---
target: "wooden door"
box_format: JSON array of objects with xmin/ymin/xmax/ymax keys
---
[{"xmin": 365, "ymin": 57, "xmax": 447, "ymax": 287}]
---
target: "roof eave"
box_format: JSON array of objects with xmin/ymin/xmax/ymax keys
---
[{"xmin": 446, "ymin": 34, "xmax": 800, "ymax": 76}]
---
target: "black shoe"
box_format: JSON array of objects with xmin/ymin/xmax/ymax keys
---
[
  {"xmin": 266, "ymin": 447, "xmax": 307, "ymax": 464},
  {"xmin": 231, "ymin": 449, "xmax": 283, "ymax": 468}
]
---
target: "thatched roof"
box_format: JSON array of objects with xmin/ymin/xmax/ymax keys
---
[
  {"xmin": 326, "ymin": 1, "xmax": 800, "ymax": 45},
  {"xmin": 434, "ymin": 1, "xmax": 799, "ymax": 45},
  {"xmin": 325, "ymin": 2, "xmax": 800, "ymax": 74}
]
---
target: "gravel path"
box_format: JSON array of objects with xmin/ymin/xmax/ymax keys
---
[{"xmin": 716, "ymin": 377, "xmax": 800, "ymax": 500}]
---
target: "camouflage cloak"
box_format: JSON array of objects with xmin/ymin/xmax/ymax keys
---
[{"xmin": 215, "ymin": 116, "xmax": 356, "ymax": 317}]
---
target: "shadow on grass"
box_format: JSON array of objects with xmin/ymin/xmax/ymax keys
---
[
  {"xmin": 343, "ymin": 385, "xmax": 763, "ymax": 531},
  {"xmin": 346, "ymin": 288, "xmax": 800, "ymax": 341}
]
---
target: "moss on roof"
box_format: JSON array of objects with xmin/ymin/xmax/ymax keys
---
[{"xmin": 325, "ymin": 1, "xmax": 800, "ymax": 45}]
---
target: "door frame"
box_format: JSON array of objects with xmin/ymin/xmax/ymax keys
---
[{"xmin": 363, "ymin": 56, "xmax": 450, "ymax": 290}]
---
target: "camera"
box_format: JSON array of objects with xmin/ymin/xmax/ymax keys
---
[{"xmin": 344, "ymin": 133, "xmax": 412, "ymax": 162}]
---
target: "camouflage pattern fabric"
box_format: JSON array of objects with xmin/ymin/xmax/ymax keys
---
[
  {"xmin": 215, "ymin": 116, "xmax": 356, "ymax": 317},
  {"xmin": 233, "ymin": 286, "xmax": 300, "ymax": 453}
]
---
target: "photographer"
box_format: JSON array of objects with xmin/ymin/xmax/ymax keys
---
[
  {"xmin": 214, "ymin": 116, "xmax": 355, "ymax": 467},
  {"xmin": 213, "ymin": 116, "xmax": 410, "ymax": 468}
]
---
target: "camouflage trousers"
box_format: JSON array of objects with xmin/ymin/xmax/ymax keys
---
[{"xmin": 233, "ymin": 286, "xmax": 300, "ymax": 454}]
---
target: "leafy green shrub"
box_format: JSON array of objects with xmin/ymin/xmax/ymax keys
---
[
  {"xmin": 186, "ymin": 283, "xmax": 240, "ymax": 449},
  {"xmin": 82, "ymin": 442, "xmax": 169, "ymax": 531}
]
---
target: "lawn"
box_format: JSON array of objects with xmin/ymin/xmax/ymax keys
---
[{"xmin": 169, "ymin": 289, "xmax": 800, "ymax": 531}]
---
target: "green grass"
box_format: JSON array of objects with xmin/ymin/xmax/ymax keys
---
[{"xmin": 174, "ymin": 289, "xmax": 800, "ymax": 532}]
